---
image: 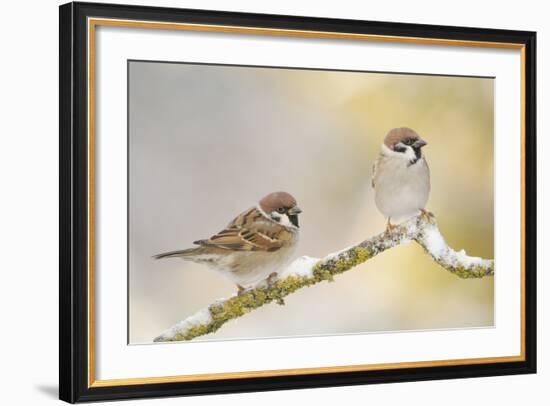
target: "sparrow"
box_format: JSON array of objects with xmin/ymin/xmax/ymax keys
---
[
  {"xmin": 154, "ymin": 191, "xmax": 302, "ymax": 293},
  {"xmin": 371, "ymin": 127, "xmax": 430, "ymax": 230}
]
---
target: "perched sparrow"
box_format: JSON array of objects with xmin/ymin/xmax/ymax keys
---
[
  {"xmin": 372, "ymin": 127, "xmax": 430, "ymax": 229},
  {"xmin": 154, "ymin": 192, "xmax": 302, "ymax": 293}
]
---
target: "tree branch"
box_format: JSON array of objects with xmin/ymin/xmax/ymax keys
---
[{"xmin": 154, "ymin": 214, "xmax": 494, "ymax": 342}]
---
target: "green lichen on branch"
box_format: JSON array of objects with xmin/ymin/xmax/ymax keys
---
[
  {"xmin": 154, "ymin": 214, "xmax": 494, "ymax": 342},
  {"xmin": 445, "ymin": 262, "xmax": 494, "ymax": 279},
  {"xmin": 312, "ymin": 247, "xmax": 371, "ymax": 282}
]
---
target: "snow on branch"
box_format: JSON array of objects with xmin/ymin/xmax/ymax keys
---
[{"xmin": 154, "ymin": 214, "xmax": 494, "ymax": 343}]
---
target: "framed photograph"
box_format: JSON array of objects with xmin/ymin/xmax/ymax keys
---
[{"xmin": 59, "ymin": 1, "xmax": 536, "ymax": 403}]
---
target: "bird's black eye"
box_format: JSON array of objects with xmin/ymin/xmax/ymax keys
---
[
  {"xmin": 403, "ymin": 138, "xmax": 414, "ymax": 145},
  {"xmin": 277, "ymin": 207, "xmax": 286, "ymax": 214}
]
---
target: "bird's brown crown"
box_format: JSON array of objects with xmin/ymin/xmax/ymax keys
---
[
  {"xmin": 259, "ymin": 191, "xmax": 297, "ymax": 213},
  {"xmin": 384, "ymin": 127, "xmax": 420, "ymax": 149}
]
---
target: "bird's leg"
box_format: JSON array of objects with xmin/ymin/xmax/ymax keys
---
[
  {"xmin": 266, "ymin": 272, "xmax": 279, "ymax": 288},
  {"xmin": 386, "ymin": 218, "xmax": 396, "ymax": 233},
  {"xmin": 237, "ymin": 284, "xmax": 246, "ymax": 296},
  {"xmin": 419, "ymin": 208, "xmax": 435, "ymax": 223}
]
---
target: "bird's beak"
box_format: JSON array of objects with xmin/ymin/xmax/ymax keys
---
[
  {"xmin": 288, "ymin": 206, "xmax": 302, "ymax": 215},
  {"xmin": 413, "ymin": 139, "xmax": 427, "ymax": 148}
]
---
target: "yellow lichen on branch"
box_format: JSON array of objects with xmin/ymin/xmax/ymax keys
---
[{"xmin": 154, "ymin": 214, "xmax": 493, "ymax": 342}]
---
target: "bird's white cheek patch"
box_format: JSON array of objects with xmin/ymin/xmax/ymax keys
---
[
  {"xmin": 380, "ymin": 143, "xmax": 416, "ymax": 163},
  {"xmin": 271, "ymin": 212, "xmax": 296, "ymax": 229},
  {"xmin": 403, "ymin": 147, "xmax": 417, "ymax": 162}
]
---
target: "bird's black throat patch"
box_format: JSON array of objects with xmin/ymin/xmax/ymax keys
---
[
  {"xmin": 413, "ymin": 146, "xmax": 422, "ymax": 159},
  {"xmin": 288, "ymin": 214, "xmax": 299, "ymax": 228},
  {"xmin": 407, "ymin": 147, "xmax": 422, "ymax": 166}
]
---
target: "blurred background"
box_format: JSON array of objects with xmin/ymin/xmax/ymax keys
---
[{"xmin": 128, "ymin": 61, "xmax": 494, "ymax": 344}]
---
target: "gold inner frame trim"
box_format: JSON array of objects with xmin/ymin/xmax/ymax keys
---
[
  {"xmin": 87, "ymin": 17, "xmax": 527, "ymax": 388},
  {"xmin": 90, "ymin": 355, "xmax": 524, "ymax": 388}
]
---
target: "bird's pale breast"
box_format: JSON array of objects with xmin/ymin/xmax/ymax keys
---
[{"xmin": 374, "ymin": 156, "xmax": 430, "ymax": 220}]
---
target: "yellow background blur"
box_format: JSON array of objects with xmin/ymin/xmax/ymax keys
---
[{"xmin": 128, "ymin": 61, "xmax": 494, "ymax": 344}]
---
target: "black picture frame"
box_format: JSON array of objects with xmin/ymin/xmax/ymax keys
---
[{"xmin": 59, "ymin": 1, "xmax": 536, "ymax": 403}]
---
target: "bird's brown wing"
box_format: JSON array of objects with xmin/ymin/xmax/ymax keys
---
[{"xmin": 194, "ymin": 207, "xmax": 290, "ymax": 252}]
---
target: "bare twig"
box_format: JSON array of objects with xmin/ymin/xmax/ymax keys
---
[{"xmin": 154, "ymin": 214, "xmax": 493, "ymax": 342}]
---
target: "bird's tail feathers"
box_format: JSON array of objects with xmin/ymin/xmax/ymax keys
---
[{"xmin": 153, "ymin": 248, "xmax": 201, "ymax": 260}]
